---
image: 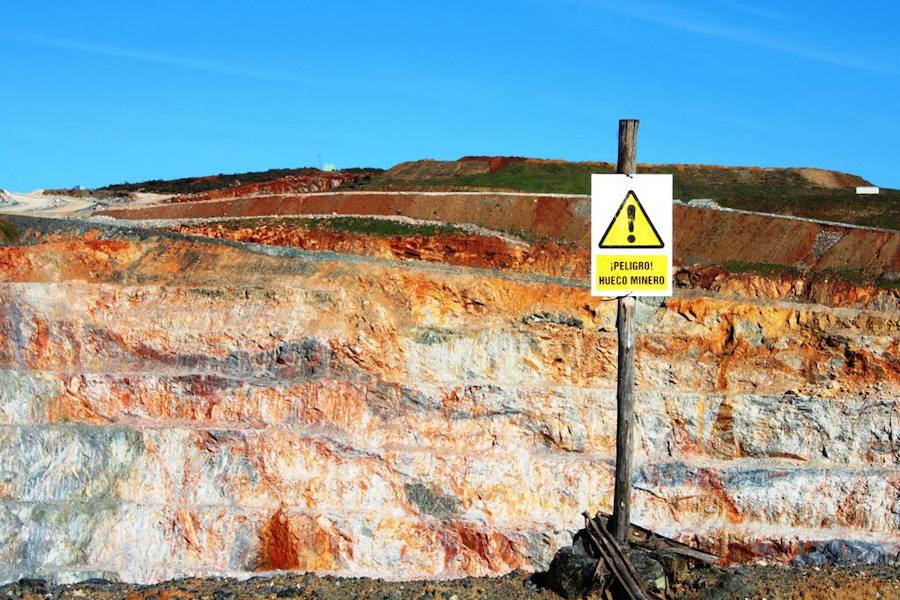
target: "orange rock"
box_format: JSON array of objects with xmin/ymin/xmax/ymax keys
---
[
  {"xmin": 258, "ymin": 509, "xmax": 350, "ymax": 571},
  {"xmin": 1, "ymin": 222, "xmax": 898, "ymax": 584}
]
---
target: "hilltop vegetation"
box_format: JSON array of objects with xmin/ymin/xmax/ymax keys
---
[
  {"xmin": 98, "ymin": 166, "xmax": 383, "ymax": 195},
  {"xmin": 91, "ymin": 157, "xmax": 899, "ymax": 230},
  {"xmin": 0, "ymin": 219, "xmax": 17, "ymax": 243},
  {"xmin": 360, "ymin": 158, "xmax": 899, "ymax": 230}
]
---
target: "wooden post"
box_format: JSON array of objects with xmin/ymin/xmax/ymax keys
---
[
  {"xmin": 617, "ymin": 119, "xmax": 638, "ymax": 175},
  {"xmin": 611, "ymin": 119, "xmax": 639, "ymax": 542}
]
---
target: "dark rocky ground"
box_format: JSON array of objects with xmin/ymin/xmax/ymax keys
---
[{"xmin": 3, "ymin": 564, "xmax": 900, "ymax": 600}]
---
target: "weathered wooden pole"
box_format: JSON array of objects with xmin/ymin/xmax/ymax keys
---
[{"xmin": 611, "ymin": 118, "xmax": 639, "ymax": 542}]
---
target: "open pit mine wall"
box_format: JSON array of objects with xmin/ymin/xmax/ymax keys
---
[
  {"xmin": 0, "ymin": 216, "xmax": 898, "ymax": 585},
  {"xmin": 99, "ymin": 192, "xmax": 900, "ymax": 282}
]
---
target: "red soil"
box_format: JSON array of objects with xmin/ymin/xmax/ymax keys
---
[
  {"xmin": 171, "ymin": 222, "xmax": 590, "ymax": 279},
  {"xmin": 98, "ymin": 191, "xmax": 900, "ymax": 283},
  {"xmin": 458, "ymin": 156, "xmax": 528, "ymax": 172},
  {"xmin": 168, "ymin": 173, "xmax": 355, "ymax": 203}
]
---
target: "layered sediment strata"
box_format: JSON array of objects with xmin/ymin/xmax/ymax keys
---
[
  {"xmin": 0, "ymin": 218, "xmax": 897, "ymax": 584},
  {"xmin": 98, "ymin": 193, "xmax": 900, "ymax": 284},
  {"xmin": 170, "ymin": 221, "xmax": 589, "ymax": 280}
]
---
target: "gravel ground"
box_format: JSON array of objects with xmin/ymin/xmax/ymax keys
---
[{"xmin": 3, "ymin": 565, "xmax": 900, "ymax": 600}]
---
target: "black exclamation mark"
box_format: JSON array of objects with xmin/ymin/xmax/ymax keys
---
[{"xmin": 627, "ymin": 205, "xmax": 636, "ymax": 243}]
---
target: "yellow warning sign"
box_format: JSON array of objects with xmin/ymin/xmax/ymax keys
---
[
  {"xmin": 598, "ymin": 190, "xmax": 664, "ymax": 249},
  {"xmin": 592, "ymin": 174, "xmax": 672, "ymax": 297},
  {"xmin": 595, "ymin": 255, "xmax": 668, "ymax": 291}
]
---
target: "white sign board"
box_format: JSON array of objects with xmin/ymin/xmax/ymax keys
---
[
  {"xmin": 856, "ymin": 186, "xmax": 879, "ymax": 195},
  {"xmin": 591, "ymin": 174, "xmax": 673, "ymax": 297}
]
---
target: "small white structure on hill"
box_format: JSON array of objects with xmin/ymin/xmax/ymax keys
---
[{"xmin": 856, "ymin": 186, "xmax": 879, "ymax": 195}]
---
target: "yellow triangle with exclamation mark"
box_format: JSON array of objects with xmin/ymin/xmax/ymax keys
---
[{"xmin": 598, "ymin": 190, "xmax": 664, "ymax": 249}]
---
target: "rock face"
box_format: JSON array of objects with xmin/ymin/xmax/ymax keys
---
[
  {"xmin": 172, "ymin": 221, "xmax": 588, "ymax": 280},
  {"xmin": 167, "ymin": 172, "xmax": 356, "ymax": 203},
  {"xmin": 97, "ymin": 192, "xmax": 900, "ymax": 286},
  {"xmin": 0, "ymin": 216, "xmax": 898, "ymax": 585}
]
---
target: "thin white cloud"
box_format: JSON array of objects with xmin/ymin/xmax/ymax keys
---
[
  {"xmin": 0, "ymin": 32, "xmax": 307, "ymax": 83},
  {"xmin": 724, "ymin": 1, "xmax": 786, "ymax": 22},
  {"xmin": 594, "ymin": 1, "xmax": 897, "ymax": 75}
]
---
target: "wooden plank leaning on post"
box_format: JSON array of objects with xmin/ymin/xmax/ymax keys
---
[
  {"xmin": 611, "ymin": 118, "xmax": 639, "ymax": 542},
  {"xmin": 582, "ymin": 512, "xmax": 663, "ymax": 600}
]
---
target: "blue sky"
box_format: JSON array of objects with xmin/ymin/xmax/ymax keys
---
[{"xmin": 1, "ymin": 1, "xmax": 898, "ymax": 191}]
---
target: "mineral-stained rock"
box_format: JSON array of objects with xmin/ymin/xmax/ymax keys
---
[
  {"xmin": 171, "ymin": 222, "xmax": 590, "ymax": 280},
  {"xmin": 167, "ymin": 172, "xmax": 357, "ymax": 203},
  {"xmin": 0, "ymin": 218, "xmax": 897, "ymax": 584}
]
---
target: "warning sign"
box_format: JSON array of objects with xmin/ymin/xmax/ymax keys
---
[
  {"xmin": 598, "ymin": 191, "xmax": 664, "ymax": 249},
  {"xmin": 591, "ymin": 175, "xmax": 672, "ymax": 297}
]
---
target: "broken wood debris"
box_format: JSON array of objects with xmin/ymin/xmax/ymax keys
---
[
  {"xmin": 545, "ymin": 512, "xmax": 720, "ymax": 597},
  {"xmin": 592, "ymin": 511, "xmax": 719, "ymax": 565},
  {"xmin": 582, "ymin": 512, "xmax": 664, "ymax": 600}
]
